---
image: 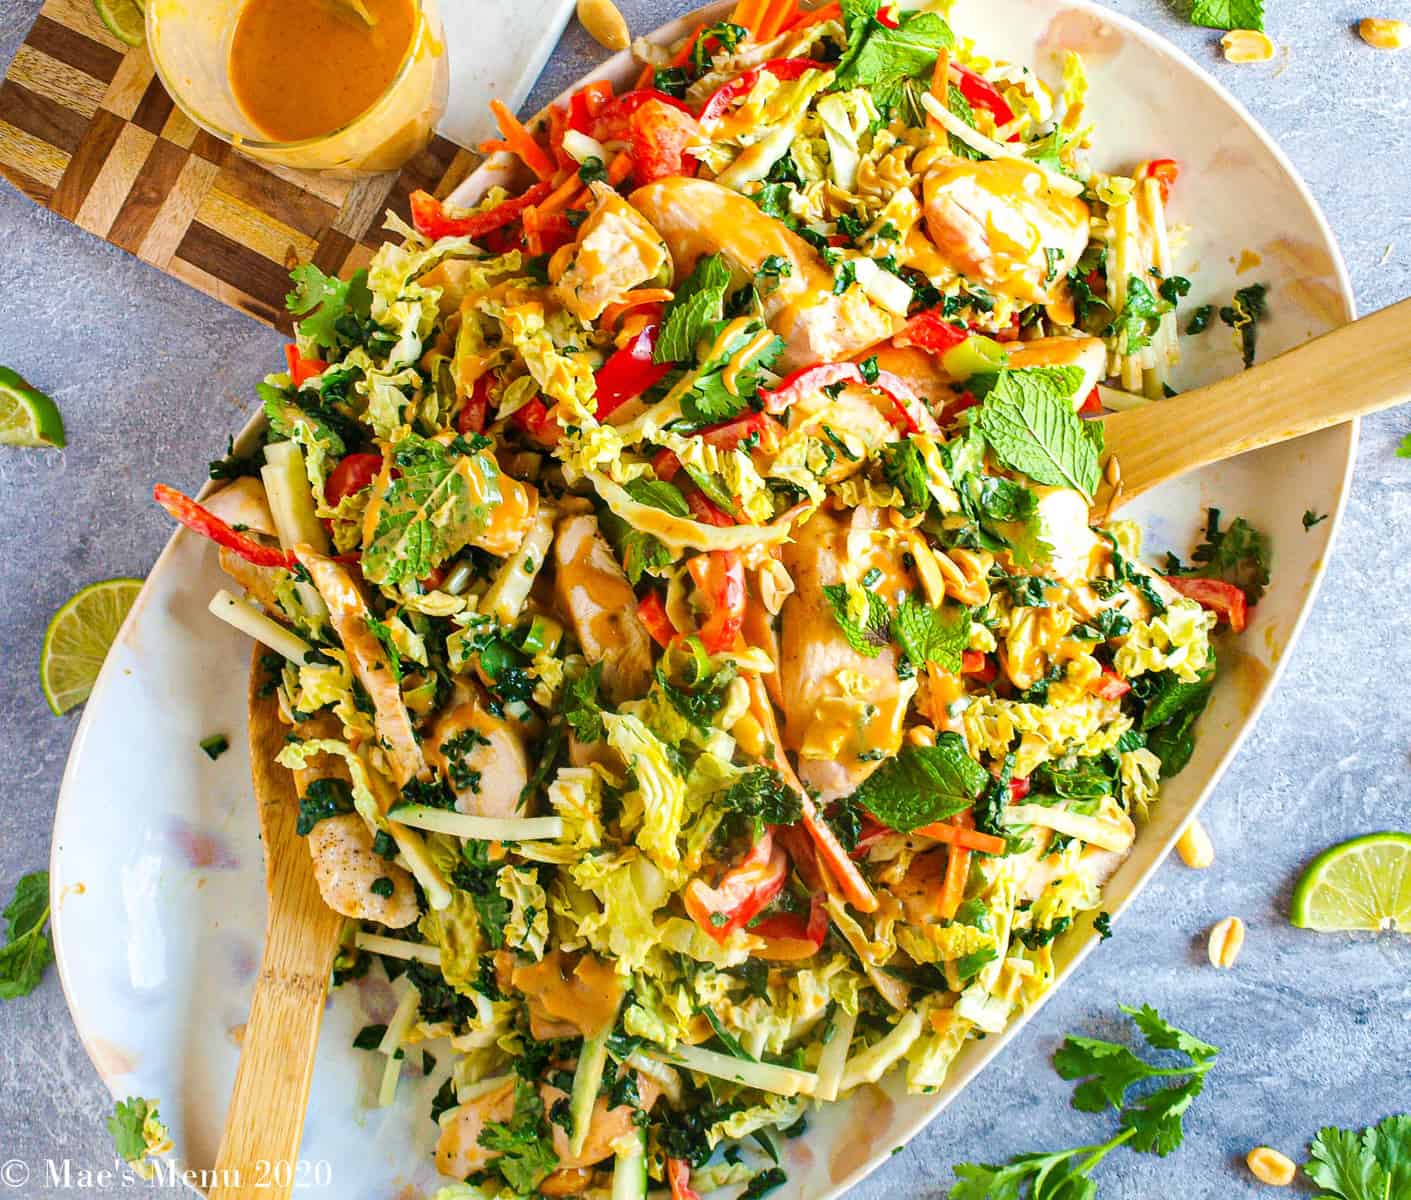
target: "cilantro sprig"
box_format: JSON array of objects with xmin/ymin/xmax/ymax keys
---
[
  {"xmin": 1189, "ymin": 0, "xmax": 1265, "ymax": 33},
  {"xmin": 950, "ymin": 1005, "xmax": 1219, "ymax": 1198},
  {"xmin": 1305, "ymin": 1114, "xmax": 1411, "ymax": 1199},
  {"xmin": 0, "ymin": 870, "xmax": 54, "ymax": 1000}
]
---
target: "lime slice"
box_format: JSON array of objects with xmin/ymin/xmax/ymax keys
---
[
  {"xmin": 94, "ymin": 0, "xmax": 145, "ymax": 46},
  {"xmin": 0, "ymin": 366, "xmax": 66, "ymax": 448},
  {"xmin": 40, "ymin": 579, "xmax": 143, "ymax": 716},
  {"xmin": 1290, "ymin": 832, "xmax": 1411, "ymax": 933}
]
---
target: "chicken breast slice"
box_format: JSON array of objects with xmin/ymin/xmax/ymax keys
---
[
  {"xmin": 426, "ymin": 695, "xmax": 530, "ymax": 818},
  {"xmin": 923, "ymin": 156, "xmax": 1090, "ymax": 305},
  {"xmin": 294, "ymin": 547, "xmax": 427, "ymax": 788},
  {"xmin": 778, "ymin": 508, "xmax": 918, "ymax": 800},
  {"xmin": 552, "ymin": 182, "xmax": 672, "ymax": 322},
  {"xmin": 552, "ymin": 513, "xmax": 653, "ymax": 705},
  {"xmin": 629, "ymin": 177, "xmax": 899, "ymax": 370}
]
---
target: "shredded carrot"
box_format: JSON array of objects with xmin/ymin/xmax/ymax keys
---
[
  {"xmin": 913, "ymin": 819, "xmax": 1007, "ymax": 857},
  {"xmin": 669, "ymin": 25, "xmax": 707, "ymax": 67},
  {"xmin": 635, "ymin": 62, "xmax": 655, "ymax": 87},
  {"xmin": 536, "ymin": 170, "xmax": 587, "ymax": 216},
  {"xmin": 756, "ymin": 0, "xmax": 798, "ymax": 41},
  {"xmin": 522, "ymin": 206, "xmax": 544, "ymax": 256},
  {"xmin": 601, "ymin": 288, "xmax": 674, "ymax": 330},
  {"xmin": 732, "ymin": 0, "xmax": 767, "ymax": 35},
  {"xmin": 928, "ymin": 47, "xmax": 951, "ymax": 131},
  {"xmin": 937, "ymin": 814, "xmax": 973, "ymax": 920},
  {"xmin": 489, "ymin": 98, "xmax": 555, "ymax": 181},
  {"xmin": 782, "ymin": 0, "xmax": 839, "ymax": 31}
]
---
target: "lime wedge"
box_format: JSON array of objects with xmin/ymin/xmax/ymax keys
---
[
  {"xmin": 0, "ymin": 366, "xmax": 66, "ymax": 448},
  {"xmin": 94, "ymin": 0, "xmax": 145, "ymax": 46},
  {"xmin": 40, "ymin": 579, "xmax": 143, "ymax": 716},
  {"xmin": 1290, "ymin": 832, "xmax": 1411, "ymax": 933}
]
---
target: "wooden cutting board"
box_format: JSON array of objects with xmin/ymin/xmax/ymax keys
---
[{"xmin": 0, "ymin": 0, "xmax": 482, "ymax": 332}]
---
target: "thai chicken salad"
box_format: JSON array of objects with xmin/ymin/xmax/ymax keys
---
[{"xmin": 156, "ymin": 1, "xmax": 1267, "ymax": 1196}]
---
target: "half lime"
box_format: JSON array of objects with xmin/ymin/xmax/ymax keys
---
[
  {"xmin": 40, "ymin": 578, "xmax": 143, "ymax": 716},
  {"xmin": 1290, "ymin": 832, "xmax": 1411, "ymax": 933}
]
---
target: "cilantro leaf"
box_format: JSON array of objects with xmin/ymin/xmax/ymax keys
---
[
  {"xmin": 850, "ymin": 734, "xmax": 989, "ymax": 831},
  {"xmin": 1398, "ymin": 433, "xmax": 1411, "ymax": 460},
  {"xmin": 719, "ymin": 767, "xmax": 804, "ymax": 827},
  {"xmin": 1189, "ymin": 0, "xmax": 1265, "ymax": 32},
  {"xmin": 285, "ymin": 264, "xmax": 373, "ymax": 352},
  {"xmin": 681, "ymin": 323, "xmax": 784, "ymax": 426},
  {"xmin": 562, "ymin": 662, "xmax": 605, "ymax": 743},
  {"xmin": 107, "ymin": 1097, "xmax": 169, "ymax": 1179},
  {"xmin": 361, "ymin": 434, "xmax": 502, "ymax": 585},
  {"xmin": 891, "ymin": 596, "xmax": 969, "ymax": 673},
  {"xmin": 478, "ymin": 1077, "xmax": 560, "ymax": 1193},
  {"xmin": 1306, "ymin": 1116, "xmax": 1411, "ymax": 1200},
  {"xmin": 656, "ymin": 253, "xmax": 733, "ymax": 364},
  {"xmin": 600, "ymin": 509, "xmax": 671, "ymax": 584},
  {"xmin": 296, "ymin": 778, "xmax": 356, "ymax": 836},
  {"xmin": 975, "ymin": 367, "xmax": 1101, "ymax": 498},
  {"xmin": 0, "ymin": 870, "xmax": 54, "ymax": 1001},
  {"xmin": 1219, "ymin": 282, "xmax": 1270, "ymax": 368},
  {"xmin": 1303, "ymin": 509, "xmax": 1328, "ymax": 530},
  {"xmin": 1179, "ymin": 507, "xmax": 1272, "ymax": 603},
  {"xmin": 1109, "ymin": 275, "xmax": 1174, "ymax": 356},
  {"xmin": 452, "ymin": 842, "xmax": 512, "ymax": 949},
  {"xmin": 822, "ymin": 583, "xmax": 892, "ymax": 657}
]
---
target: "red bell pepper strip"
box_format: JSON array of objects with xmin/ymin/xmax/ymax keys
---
[
  {"xmin": 1079, "ymin": 385, "xmax": 1103, "ymax": 416},
  {"xmin": 1092, "ymin": 667, "xmax": 1132, "ymax": 700},
  {"xmin": 457, "ymin": 374, "xmax": 493, "ymax": 435},
  {"xmin": 687, "ymin": 551, "xmax": 746, "ymax": 652},
  {"xmin": 961, "ymin": 650, "xmax": 997, "ymax": 682},
  {"xmin": 1010, "ymin": 774, "xmax": 1031, "ymax": 802},
  {"xmin": 1163, "ymin": 575, "xmax": 1249, "ymax": 633},
  {"xmin": 512, "ymin": 397, "xmax": 561, "ymax": 447},
  {"xmin": 667, "ymin": 1158, "xmax": 703, "ymax": 1200},
  {"xmin": 773, "ymin": 822, "xmax": 822, "ymax": 891},
  {"xmin": 686, "ymin": 490, "xmax": 735, "ymax": 528},
  {"xmin": 952, "ymin": 62, "xmax": 1016, "ymax": 129},
  {"xmin": 761, "ymin": 361, "xmax": 936, "ymax": 434},
  {"xmin": 874, "ymin": 4, "xmax": 900, "ymax": 27},
  {"xmin": 153, "ymin": 483, "xmax": 295, "ymax": 569},
  {"xmin": 1137, "ymin": 158, "xmax": 1180, "ymax": 205},
  {"xmin": 594, "ymin": 323, "xmax": 674, "ymax": 418},
  {"xmin": 325, "ymin": 452, "xmax": 385, "ymax": 507},
  {"xmin": 583, "ymin": 88, "xmax": 693, "ymax": 142},
  {"xmin": 700, "ymin": 410, "xmax": 784, "ymax": 453},
  {"xmin": 893, "ymin": 309, "xmax": 969, "ymax": 355},
  {"xmin": 684, "ymin": 831, "xmax": 790, "ymax": 943},
  {"xmin": 651, "ymin": 448, "xmax": 683, "ymax": 482},
  {"xmin": 407, "ymin": 184, "xmax": 552, "ymax": 242},
  {"xmin": 284, "ymin": 344, "xmax": 326, "ymax": 387},
  {"xmin": 635, "ymin": 592, "xmax": 677, "ymax": 649},
  {"xmin": 699, "ymin": 57, "xmax": 823, "ymax": 124},
  {"xmin": 567, "ymin": 80, "xmax": 615, "ymax": 134},
  {"xmin": 751, "ymin": 892, "xmax": 828, "ymax": 946}
]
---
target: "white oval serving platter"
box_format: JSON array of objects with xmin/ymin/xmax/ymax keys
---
[{"xmin": 50, "ymin": 1, "xmax": 1355, "ymax": 1196}]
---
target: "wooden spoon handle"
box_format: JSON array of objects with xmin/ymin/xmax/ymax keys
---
[
  {"xmin": 1100, "ymin": 296, "xmax": 1411, "ymax": 510},
  {"xmin": 208, "ymin": 660, "xmax": 345, "ymax": 1200}
]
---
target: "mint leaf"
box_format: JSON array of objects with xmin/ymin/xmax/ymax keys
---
[
  {"xmin": 891, "ymin": 596, "xmax": 968, "ymax": 673},
  {"xmin": 850, "ymin": 734, "xmax": 989, "ymax": 831},
  {"xmin": 1397, "ymin": 433, "xmax": 1411, "ymax": 460},
  {"xmin": 600, "ymin": 509, "xmax": 670, "ymax": 584},
  {"xmin": 361, "ymin": 434, "xmax": 502, "ymax": 585},
  {"xmin": 835, "ymin": 6, "xmax": 954, "ymax": 93},
  {"xmin": 1189, "ymin": 0, "xmax": 1264, "ymax": 32},
  {"xmin": 656, "ymin": 253, "xmax": 733, "ymax": 364},
  {"xmin": 0, "ymin": 870, "xmax": 53, "ymax": 1001},
  {"xmin": 822, "ymin": 583, "xmax": 892, "ymax": 657},
  {"xmin": 286, "ymin": 264, "xmax": 373, "ymax": 352},
  {"xmin": 623, "ymin": 476, "xmax": 690, "ymax": 517},
  {"xmin": 946, "ymin": 84, "xmax": 984, "ymax": 160},
  {"xmin": 975, "ymin": 367, "xmax": 1100, "ymax": 498}
]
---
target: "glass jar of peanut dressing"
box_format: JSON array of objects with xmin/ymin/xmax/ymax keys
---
[{"xmin": 147, "ymin": 0, "xmax": 447, "ymax": 176}]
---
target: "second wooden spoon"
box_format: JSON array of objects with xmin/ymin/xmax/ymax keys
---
[{"xmin": 1097, "ymin": 296, "xmax": 1410, "ymax": 512}]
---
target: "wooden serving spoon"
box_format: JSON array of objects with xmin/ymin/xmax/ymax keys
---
[
  {"xmin": 1098, "ymin": 296, "xmax": 1411, "ymax": 513},
  {"xmin": 208, "ymin": 650, "xmax": 346, "ymax": 1200}
]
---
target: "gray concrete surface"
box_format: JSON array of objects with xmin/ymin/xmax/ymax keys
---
[{"xmin": 2, "ymin": 0, "xmax": 1409, "ymax": 1195}]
